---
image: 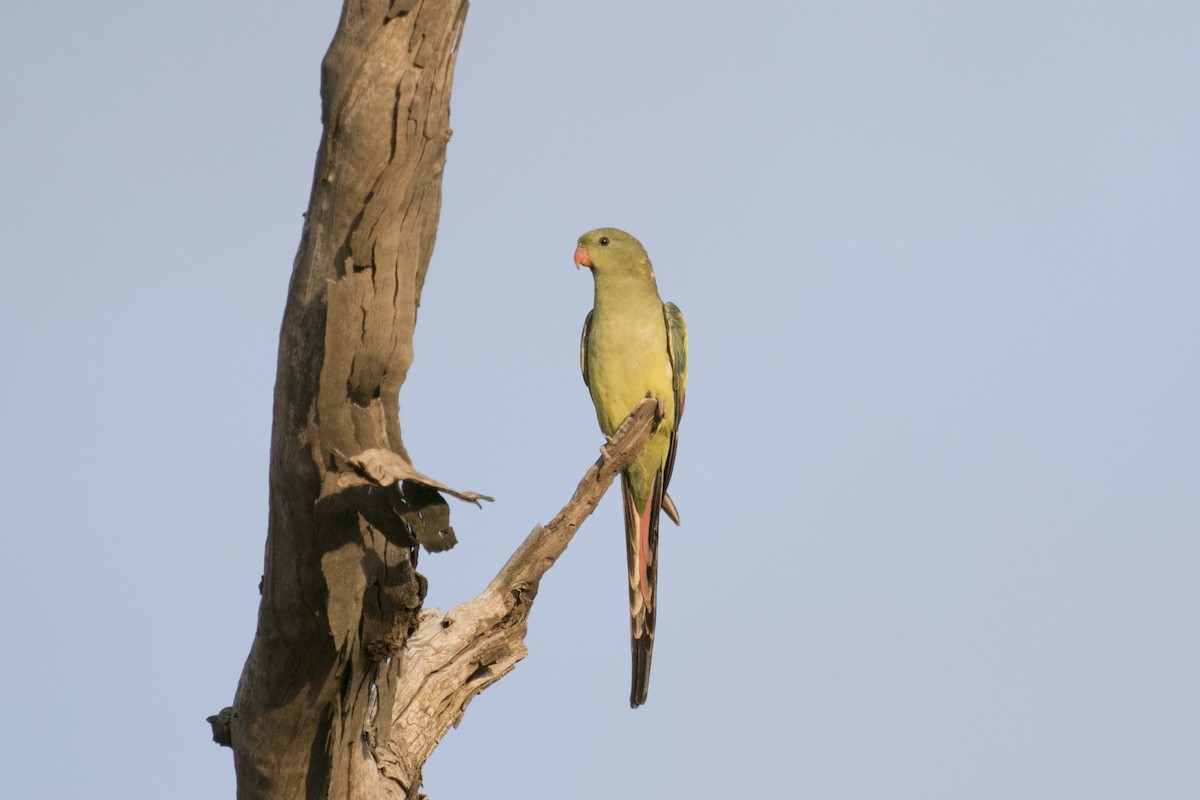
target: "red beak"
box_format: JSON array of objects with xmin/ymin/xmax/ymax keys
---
[{"xmin": 574, "ymin": 244, "xmax": 592, "ymax": 269}]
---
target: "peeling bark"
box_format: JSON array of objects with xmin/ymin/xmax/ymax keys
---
[
  {"xmin": 225, "ymin": 2, "xmax": 473, "ymax": 798},
  {"xmin": 214, "ymin": 3, "xmax": 657, "ymax": 798}
]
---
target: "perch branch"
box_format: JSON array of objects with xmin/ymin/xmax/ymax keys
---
[{"xmin": 372, "ymin": 397, "xmax": 660, "ymax": 792}]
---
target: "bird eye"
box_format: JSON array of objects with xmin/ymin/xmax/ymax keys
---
[{"xmin": 599, "ymin": 236, "xmax": 610, "ymax": 246}]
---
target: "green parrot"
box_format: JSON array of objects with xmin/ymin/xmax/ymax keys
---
[{"xmin": 574, "ymin": 227, "xmax": 687, "ymax": 708}]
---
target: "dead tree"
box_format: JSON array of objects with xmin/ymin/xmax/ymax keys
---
[{"xmin": 207, "ymin": 2, "xmax": 657, "ymax": 798}]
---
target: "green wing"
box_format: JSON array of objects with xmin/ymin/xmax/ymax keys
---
[
  {"xmin": 664, "ymin": 302, "xmax": 687, "ymax": 425},
  {"xmin": 661, "ymin": 302, "xmax": 687, "ymax": 494},
  {"xmin": 580, "ymin": 309, "xmax": 594, "ymax": 389}
]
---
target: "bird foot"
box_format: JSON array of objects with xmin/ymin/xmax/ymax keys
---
[
  {"xmin": 599, "ymin": 434, "xmax": 618, "ymax": 460},
  {"xmin": 644, "ymin": 391, "xmax": 667, "ymax": 429}
]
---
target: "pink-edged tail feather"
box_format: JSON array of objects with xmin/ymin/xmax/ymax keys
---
[{"xmin": 623, "ymin": 470, "xmax": 663, "ymax": 708}]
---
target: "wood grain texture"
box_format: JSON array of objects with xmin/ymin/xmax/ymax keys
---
[
  {"xmin": 228, "ymin": 2, "xmax": 471, "ymax": 798},
  {"xmin": 219, "ymin": 4, "xmax": 661, "ymax": 799},
  {"xmin": 377, "ymin": 399, "xmax": 660, "ymax": 795}
]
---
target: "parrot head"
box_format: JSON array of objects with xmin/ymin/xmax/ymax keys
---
[{"xmin": 574, "ymin": 228, "xmax": 652, "ymax": 278}]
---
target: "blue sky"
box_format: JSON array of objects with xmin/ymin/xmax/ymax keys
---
[{"xmin": 1, "ymin": 2, "xmax": 1198, "ymax": 798}]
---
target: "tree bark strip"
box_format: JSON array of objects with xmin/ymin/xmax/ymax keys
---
[
  {"xmin": 218, "ymin": 4, "xmax": 660, "ymax": 799},
  {"xmin": 230, "ymin": 2, "xmax": 470, "ymax": 798}
]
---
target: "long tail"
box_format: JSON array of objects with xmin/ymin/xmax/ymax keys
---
[{"xmin": 623, "ymin": 470, "xmax": 663, "ymax": 708}]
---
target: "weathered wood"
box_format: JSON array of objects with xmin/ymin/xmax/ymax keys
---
[
  {"xmin": 228, "ymin": 2, "xmax": 471, "ymax": 798},
  {"xmin": 218, "ymin": 3, "xmax": 663, "ymax": 798},
  {"xmin": 375, "ymin": 399, "xmax": 660, "ymax": 793}
]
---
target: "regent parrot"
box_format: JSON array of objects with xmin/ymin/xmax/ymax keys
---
[{"xmin": 574, "ymin": 227, "xmax": 687, "ymax": 708}]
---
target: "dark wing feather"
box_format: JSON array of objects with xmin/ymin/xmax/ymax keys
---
[
  {"xmin": 580, "ymin": 309, "xmax": 593, "ymax": 389},
  {"xmin": 661, "ymin": 302, "xmax": 688, "ymax": 493}
]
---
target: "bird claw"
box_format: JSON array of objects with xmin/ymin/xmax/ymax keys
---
[
  {"xmin": 599, "ymin": 434, "xmax": 618, "ymax": 459},
  {"xmin": 644, "ymin": 392, "xmax": 666, "ymax": 429}
]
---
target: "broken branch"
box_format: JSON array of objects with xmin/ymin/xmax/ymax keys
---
[{"xmin": 371, "ymin": 397, "xmax": 660, "ymax": 791}]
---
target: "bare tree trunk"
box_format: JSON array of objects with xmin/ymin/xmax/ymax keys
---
[
  {"xmin": 210, "ymin": 3, "xmax": 659, "ymax": 798},
  {"xmin": 228, "ymin": 2, "xmax": 470, "ymax": 797}
]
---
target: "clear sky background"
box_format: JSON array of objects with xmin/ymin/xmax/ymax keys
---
[{"xmin": 2, "ymin": 2, "xmax": 1197, "ymax": 798}]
